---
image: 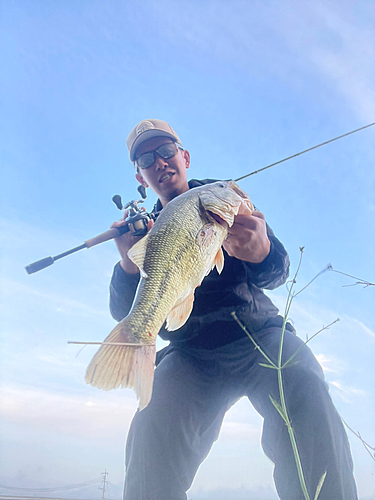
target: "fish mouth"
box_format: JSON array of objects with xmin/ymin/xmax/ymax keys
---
[
  {"xmin": 159, "ymin": 172, "xmax": 175, "ymax": 183},
  {"xmin": 207, "ymin": 211, "xmax": 229, "ymax": 229}
]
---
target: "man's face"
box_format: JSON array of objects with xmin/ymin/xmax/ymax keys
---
[{"xmin": 135, "ymin": 136, "xmax": 190, "ymax": 206}]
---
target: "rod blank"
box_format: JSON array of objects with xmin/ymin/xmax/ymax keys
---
[{"xmin": 25, "ymin": 224, "xmax": 131, "ymax": 275}]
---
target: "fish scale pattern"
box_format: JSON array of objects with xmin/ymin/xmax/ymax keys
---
[{"xmin": 85, "ymin": 181, "xmax": 253, "ymax": 409}]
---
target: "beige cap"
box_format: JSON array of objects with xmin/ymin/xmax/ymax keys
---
[{"xmin": 127, "ymin": 119, "xmax": 182, "ymax": 161}]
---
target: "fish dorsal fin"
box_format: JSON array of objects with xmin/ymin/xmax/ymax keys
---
[
  {"xmin": 166, "ymin": 292, "xmax": 195, "ymax": 331},
  {"xmin": 127, "ymin": 233, "xmax": 149, "ymax": 278},
  {"xmin": 214, "ymin": 247, "xmax": 225, "ymax": 274},
  {"xmin": 198, "ymin": 193, "xmax": 235, "ymax": 226}
]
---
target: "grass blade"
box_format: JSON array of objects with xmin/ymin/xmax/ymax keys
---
[
  {"xmin": 313, "ymin": 471, "xmax": 327, "ymax": 500},
  {"xmin": 259, "ymin": 363, "xmax": 278, "ymax": 369},
  {"xmin": 269, "ymin": 395, "xmax": 288, "ymax": 423}
]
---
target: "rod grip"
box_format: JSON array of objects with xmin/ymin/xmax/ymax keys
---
[
  {"xmin": 84, "ymin": 225, "xmax": 129, "ymax": 248},
  {"xmin": 25, "ymin": 256, "xmax": 54, "ymax": 275}
]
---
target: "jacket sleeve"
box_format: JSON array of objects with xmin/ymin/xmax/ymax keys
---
[
  {"xmin": 109, "ymin": 262, "xmax": 140, "ymax": 321},
  {"xmin": 243, "ymin": 224, "xmax": 290, "ymax": 290}
]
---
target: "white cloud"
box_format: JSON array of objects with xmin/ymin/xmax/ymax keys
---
[
  {"xmin": 330, "ymin": 380, "xmax": 366, "ymax": 404},
  {"xmin": 141, "ymin": 1, "xmax": 375, "ymax": 122},
  {"xmin": 0, "ymin": 277, "xmax": 108, "ymax": 317},
  {"xmin": 190, "ymin": 486, "xmax": 278, "ymax": 500},
  {"xmin": 315, "ymin": 353, "xmax": 340, "ymax": 373},
  {"xmin": 266, "ymin": 289, "xmax": 341, "ymax": 340},
  {"xmin": 0, "ymin": 385, "xmax": 137, "ymax": 438},
  {"xmin": 221, "ymin": 421, "xmax": 259, "ymax": 440},
  {"xmin": 218, "ymin": 398, "xmax": 264, "ymax": 444},
  {"xmin": 348, "ymin": 317, "xmax": 375, "ymax": 339},
  {"xmin": 277, "ymin": 2, "xmax": 375, "ymax": 122}
]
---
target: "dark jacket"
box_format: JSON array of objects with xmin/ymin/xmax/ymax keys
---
[{"xmin": 109, "ymin": 179, "xmax": 290, "ymax": 349}]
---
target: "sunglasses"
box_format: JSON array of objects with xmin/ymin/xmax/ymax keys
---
[{"xmin": 135, "ymin": 142, "xmax": 182, "ymax": 169}]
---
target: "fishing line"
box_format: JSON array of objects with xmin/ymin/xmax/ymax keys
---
[{"xmin": 234, "ymin": 121, "xmax": 375, "ymax": 182}]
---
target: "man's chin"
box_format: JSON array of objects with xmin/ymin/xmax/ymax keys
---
[
  {"xmin": 165, "ymin": 187, "xmax": 183, "ymax": 200},
  {"xmin": 162, "ymin": 183, "xmax": 189, "ymax": 202}
]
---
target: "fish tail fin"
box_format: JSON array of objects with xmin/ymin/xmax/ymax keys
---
[{"xmin": 85, "ymin": 322, "xmax": 156, "ymax": 410}]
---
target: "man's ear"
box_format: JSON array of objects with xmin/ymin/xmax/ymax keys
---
[
  {"xmin": 135, "ymin": 172, "xmax": 149, "ymax": 188},
  {"xmin": 182, "ymin": 149, "xmax": 190, "ymax": 169}
]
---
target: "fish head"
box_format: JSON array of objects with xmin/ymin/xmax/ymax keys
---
[{"xmin": 198, "ymin": 181, "xmax": 254, "ymax": 226}]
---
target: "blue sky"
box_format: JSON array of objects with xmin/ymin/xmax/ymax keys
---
[{"xmin": 1, "ymin": 1, "xmax": 374, "ymax": 499}]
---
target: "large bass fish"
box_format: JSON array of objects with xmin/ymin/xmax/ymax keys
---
[{"xmin": 85, "ymin": 181, "xmax": 253, "ymax": 409}]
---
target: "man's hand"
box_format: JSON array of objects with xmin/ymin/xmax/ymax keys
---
[
  {"xmin": 222, "ymin": 211, "xmax": 270, "ymax": 264},
  {"xmin": 111, "ymin": 210, "xmax": 154, "ymax": 274}
]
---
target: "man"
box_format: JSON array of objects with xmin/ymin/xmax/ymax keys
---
[{"xmin": 109, "ymin": 119, "xmax": 357, "ymax": 500}]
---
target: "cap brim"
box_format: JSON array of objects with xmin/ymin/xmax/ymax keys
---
[{"xmin": 130, "ymin": 130, "xmax": 178, "ymax": 161}]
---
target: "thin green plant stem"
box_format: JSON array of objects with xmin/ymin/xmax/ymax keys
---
[
  {"xmin": 283, "ymin": 398, "xmax": 310, "ymax": 500},
  {"xmin": 232, "ymin": 248, "xmax": 332, "ymax": 500},
  {"xmin": 281, "ymin": 318, "xmax": 340, "ymax": 370},
  {"xmin": 329, "ymin": 268, "xmax": 375, "ymax": 288},
  {"xmin": 278, "ymin": 247, "xmax": 305, "ymax": 369},
  {"xmin": 278, "ymin": 331, "xmax": 310, "ymax": 496},
  {"xmin": 233, "ymin": 312, "xmax": 311, "ymax": 499},
  {"xmin": 274, "ymin": 251, "xmax": 312, "ymax": 497},
  {"xmin": 231, "ymin": 312, "xmax": 277, "ymax": 368},
  {"xmin": 341, "ymin": 418, "xmax": 375, "ymax": 462},
  {"xmin": 293, "ymin": 264, "xmax": 332, "ymax": 298},
  {"xmin": 233, "ymin": 310, "xmax": 330, "ymax": 499}
]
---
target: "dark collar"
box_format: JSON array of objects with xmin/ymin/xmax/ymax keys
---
[{"xmin": 152, "ymin": 178, "xmax": 219, "ymax": 213}]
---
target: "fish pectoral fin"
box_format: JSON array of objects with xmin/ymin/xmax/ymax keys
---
[
  {"xmin": 214, "ymin": 247, "xmax": 225, "ymax": 274},
  {"xmin": 127, "ymin": 233, "xmax": 149, "ymax": 278},
  {"xmin": 85, "ymin": 322, "xmax": 156, "ymax": 411},
  {"xmin": 200, "ymin": 246, "xmax": 224, "ymax": 279},
  {"xmin": 166, "ymin": 292, "xmax": 195, "ymax": 331}
]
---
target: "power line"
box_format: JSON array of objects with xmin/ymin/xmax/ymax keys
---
[
  {"xmin": 234, "ymin": 121, "xmax": 375, "ymax": 182},
  {"xmin": 107, "ymin": 482, "xmax": 122, "ymax": 491},
  {"xmin": 0, "ymin": 496, "xmax": 93, "ymax": 500},
  {"xmin": 0, "ymin": 478, "xmax": 102, "ymax": 493}
]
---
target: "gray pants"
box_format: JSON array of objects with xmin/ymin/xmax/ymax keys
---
[{"xmin": 123, "ymin": 325, "xmax": 357, "ymax": 500}]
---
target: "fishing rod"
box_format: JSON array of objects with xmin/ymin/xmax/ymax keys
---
[
  {"xmin": 25, "ymin": 121, "xmax": 375, "ymax": 275},
  {"xmin": 234, "ymin": 121, "xmax": 375, "ymax": 182},
  {"xmin": 25, "ymin": 186, "xmax": 159, "ymax": 275}
]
